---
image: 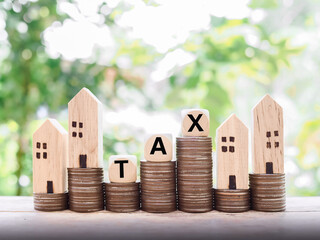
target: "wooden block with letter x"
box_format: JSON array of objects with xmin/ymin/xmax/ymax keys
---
[
  {"xmin": 108, "ymin": 155, "xmax": 137, "ymax": 183},
  {"xmin": 144, "ymin": 134, "xmax": 172, "ymax": 162},
  {"xmin": 181, "ymin": 109, "xmax": 210, "ymax": 137}
]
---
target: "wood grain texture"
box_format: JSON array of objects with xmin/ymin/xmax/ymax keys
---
[
  {"xmin": 216, "ymin": 114, "xmax": 249, "ymax": 189},
  {"xmin": 0, "ymin": 196, "xmax": 319, "ymax": 240},
  {"xmin": 68, "ymin": 88, "xmax": 103, "ymax": 168},
  {"xmin": 181, "ymin": 109, "xmax": 210, "ymax": 137},
  {"xmin": 253, "ymin": 95, "xmax": 284, "ymax": 174},
  {"xmin": 33, "ymin": 119, "xmax": 68, "ymax": 193},
  {"xmin": 108, "ymin": 155, "xmax": 137, "ymax": 183},
  {"xmin": 144, "ymin": 134, "xmax": 172, "ymax": 162}
]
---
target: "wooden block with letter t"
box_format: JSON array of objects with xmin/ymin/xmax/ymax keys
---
[
  {"xmin": 181, "ymin": 109, "xmax": 210, "ymax": 137},
  {"xmin": 253, "ymin": 95, "xmax": 284, "ymax": 174},
  {"xmin": 68, "ymin": 88, "xmax": 103, "ymax": 168},
  {"xmin": 216, "ymin": 114, "xmax": 249, "ymax": 190},
  {"xmin": 33, "ymin": 119, "xmax": 68, "ymax": 194},
  {"xmin": 109, "ymin": 155, "xmax": 137, "ymax": 183},
  {"xmin": 144, "ymin": 134, "xmax": 172, "ymax": 162}
]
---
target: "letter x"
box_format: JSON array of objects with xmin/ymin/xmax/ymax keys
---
[{"xmin": 188, "ymin": 114, "xmax": 204, "ymax": 132}]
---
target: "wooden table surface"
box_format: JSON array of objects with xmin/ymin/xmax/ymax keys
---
[{"xmin": 0, "ymin": 196, "xmax": 319, "ymax": 240}]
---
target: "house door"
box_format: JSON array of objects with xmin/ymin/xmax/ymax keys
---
[
  {"xmin": 47, "ymin": 181, "xmax": 53, "ymax": 193},
  {"xmin": 229, "ymin": 175, "xmax": 236, "ymax": 190},
  {"xmin": 79, "ymin": 154, "xmax": 87, "ymax": 168},
  {"xmin": 266, "ymin": 162, "xmax": 273, "ymax": 174}
]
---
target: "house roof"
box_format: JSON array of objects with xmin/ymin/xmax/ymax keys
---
[
  {"xmin": 34, "ymin": 118, "xmax": 67, "ymax": 136},
  {"xmin": 68, "ymin": 88, "xmax": 101, "ymax": 106},
  {"xmin": 253, "ymin": 94, "xmax": 283, "ymax": 113},
  {"xmin": 217, "ymin": 113, "xmax": 248, "ymax": 132}
]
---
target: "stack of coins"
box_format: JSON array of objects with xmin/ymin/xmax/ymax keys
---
[
  {"xmin": 176, "ymin": 137, "xmax": 213, "ymax": 213},
  {"xmin": 33, "ymin": 193, "xmax": 68, "ymax": 211},
  {"xmin": 68, "ymin": 168, "xmax": 104, "ymax": 212},
  {"xmin": 215, "ymin": 189, "xmax": 250, "ymax": 213},
  {"xmin": 105, "ymin": 182, "xmax": 140, "ymax": 212},
  {"xmin": 250, "ymin": 173, "xmax": 286, "ymax": 212},
  {"xmin": 140, "ymin": 161, "xmax": 177, "ymax": 213}
]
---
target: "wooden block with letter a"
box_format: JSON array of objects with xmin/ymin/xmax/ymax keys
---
[
  {"xmin": 108, "ymin": 155, "xmax": 137, "ymax": 183},
  {"xmin": 181, "ymin": 109, "xmax": 210, "ymax": 137},
  {"xmin": 252, "ymin": 94, "xmax": 284, "ymax": 174},
  {"xmin": 144, "ymin": 134, "xmax": 172, "ymax": 162}
]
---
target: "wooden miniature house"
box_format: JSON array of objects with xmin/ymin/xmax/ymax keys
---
[
  {"xmin": 68, "ymin": 88, "xmax": 103, "ymax": 168},
  {"xmin": 216, "ymin": 114, "xmax": 249, "ymax": 189},
  {"xmin": 33, "ymin": 119, "xmax": 68, "ymax": 194},
  {"xmin": 253, "ymin": 95, "xmax": 284, "ymax": 174},
  {"xmin": 181, "ymin": 109, "xmax": 210, "ymax": 137}
]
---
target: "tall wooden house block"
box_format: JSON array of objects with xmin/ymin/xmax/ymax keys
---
[
  {"xmin": 216, "ymin": 114, "xmax": 249, "ymax": 189},
  {"xmin": 68, "ymin": 88, "xmax": 103, "ymax": 168},
  {"xmin": 253, "ymin": 95, "xmax": 284, "ymax": 174},
  {"xmin": 33, "ymin": 119, "xmax": 68, "ymax": 194}
]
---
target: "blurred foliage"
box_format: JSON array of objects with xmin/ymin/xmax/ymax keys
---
[{"xmin": 0, "ymin": 0, "xmax": 318, "ymax": 196}]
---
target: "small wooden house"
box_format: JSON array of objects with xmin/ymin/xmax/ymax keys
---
[
  {"xmin": 216, "ymin": 114, "xmax": 248, "ymax": 189},
  {"xmin": 33, "ymin": 119, "xmax": 68, "ymax": 194},
  {"xmin": 253, "ymin": 95, "xmax": 284, "ymax": 174},
  {"xmin": 68, "ymin": 88, "xmax": 103, "ymax": 168}
]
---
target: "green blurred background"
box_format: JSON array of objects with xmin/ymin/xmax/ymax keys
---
[{"xmin": 0, "ymin": 0, "xmax": 319, "ymax": 196}]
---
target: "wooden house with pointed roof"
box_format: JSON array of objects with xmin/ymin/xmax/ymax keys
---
[
  {"xmin": 216, "ymin": 114, "xmax": 249, "ymax": 189},
  {"xmin": 68, "ymin": 88, "xmax": 103, "ymax": 168},
  {"xmin": 252, "ymin": 94, "xmax": 284, "ymax": 174},
  {"xmin": 33, "ymin": 119, "xmax": 68, "ymax": 194}
]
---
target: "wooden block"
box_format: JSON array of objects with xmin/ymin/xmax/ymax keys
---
[
  {"xmin": 216, "ymin": 114, "xmax": 249, "ymax": 189},
  {"xmin": 108, "ymin": 155, "xmax": 137, "ymax": 183},
  {"xmin": 33, "ymin": 119, "xmax": 68, "ymax": 194},
  {"xmin": 181, "ymin": 109, "xmax": 210, "ymax": 137},
  {"xmin": 144, "ymin": 134, "xmax": 172, "ymax": 162},
  {"xmin": 68, "ymin": 88, "xmax": 103, "ymax": 168},
  {"xmin": 253, "ymin": 94, "xmax": 284, "ymax": 174}
]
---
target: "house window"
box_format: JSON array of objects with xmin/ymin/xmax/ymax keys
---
[
  {"xmin": 72, "ymin": 121, "xmax": 83, "ymax": 138},
  {"xmin": 36, "ymin": 142, "xmax": 47, "ymax": 160},
  {"xmin": 221, "ymin": 136, "xmax": 235, "ymax": 153},
  {"xmin": 266, "ymin": 130, "xmax": 279, "ymax": 149}
]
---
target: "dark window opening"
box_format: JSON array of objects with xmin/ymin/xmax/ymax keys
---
[
  {"xmin": 222, "ymin": 146, "xmax": 228, "ymax": 152},
  {"xmin": 72, "ymin": 132, "xmax": 77, "ymax": 137},
  {"xmin": 230, "ymin": 136, "xmax": 235, "ymax": 142},
  {"xmin": 79, "ymin": 122, "xmax": 83, "ymax": 128},
  {"xmin": 229, "ymin": 146, "xmax": 235, "ymax": 153},
  {"xmin": 266, "ymin": 142, "xmax": 271, "ymax": 148},
  {"xmin": 43, "ymin": 143, "xmax": 47, "ymax": 149},
  {"xmin": 275, "ymin": 142, "xmax": 279, "ymax": 148},
  {"xmin": 266, "ymin": 131, "xmax": 271, "ymax": 138},
  {"xmin": 79, "ymin": 155, "xmax": 87, "ymax": 168},
  {"xmin": 274, "ymin": 131, "xmax": 279, "ymax": 136},
  {"xmin": 36, "ymin": 142, "xmax": 41, "ymax": 148},
  {"xmin": 43, "ymin": 152, "xmax": 47, "ymax": 159},
  {"xmin": 79, "ymin": 132, "xmax": 83, "ymax": 138},
  {"xmin": 222, "ymin": 137, "xmax": 227, "ymax": 142},
  {"xmin": 36, "ymin": 152, "xmax": 40, "ymax": 159},
  {"xmin": 72, "ymin": 121, "xmax": 77, "ymax": 127}
]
